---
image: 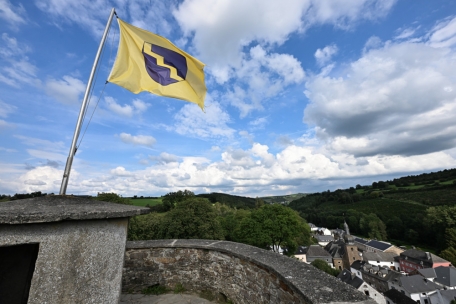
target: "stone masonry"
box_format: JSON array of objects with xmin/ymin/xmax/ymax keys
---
[{"xmin": 123, "ymin": 239, "xmax": 377, "ymax": 304}]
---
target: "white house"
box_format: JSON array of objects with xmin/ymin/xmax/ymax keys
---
[
  {"xmin": 316, "ymin": 227, "xmax": 332, "ymax": 236},
  {"xmin": 314, "ymin": 234, "xmax": 334, "ymax": 247},
  {"xmin": 363, "ymin": 251, "xmax": 400, "ymax": 271},
  {"xmin": 388, "ymin": 275, "xmax": 442, "ymax": 304},
  {"xmin": 338, "ymin": 269, "xmax": 385, "ymax": 304}
]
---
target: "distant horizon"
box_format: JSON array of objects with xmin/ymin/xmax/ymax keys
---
[
  {"xmin": 1, "ymin": 1, "xmax": 456, "ymax": 197},
  {"xmin": 2, "ymin": 167, "xmax": 453, "ymax": 198}
]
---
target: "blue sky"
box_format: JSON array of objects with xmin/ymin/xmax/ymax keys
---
[{"xmin": 1, "ymin": 0, "xmax": 456, "ymax": 197}]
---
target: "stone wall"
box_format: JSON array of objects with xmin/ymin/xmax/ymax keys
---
[
  {"xmin": 123, "ymin": 239, "xmax": 376, "ymax": 304},
  {"xmin": 1, "ymin": 218, "xmax": 128, "ymax": 304}
]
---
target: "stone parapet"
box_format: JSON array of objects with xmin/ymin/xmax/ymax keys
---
[{"xmin": 124, "ymin": 239, "xmax": 376, "ymax": 304}]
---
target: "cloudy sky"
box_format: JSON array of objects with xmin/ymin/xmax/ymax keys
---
[{"xmin": 1, "ymin": 0, "xmax": 456, "ymax": 197}]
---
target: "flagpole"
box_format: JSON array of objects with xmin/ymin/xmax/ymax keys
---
[{"xmin": 59, "ymin": 8, "xmax": 116, "ymax": 195}]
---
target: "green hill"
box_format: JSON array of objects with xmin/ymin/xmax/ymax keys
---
[
  {"xmin": 288, "ymin": 168, "xmax": 456, "ymax": 253},
  {"xmin": 260, "ymin": 193, "xmax": 307, "ymax": 204},
  {"xmin": 196, "ymin": 192, "xmax": 256, "ymax": 209}
]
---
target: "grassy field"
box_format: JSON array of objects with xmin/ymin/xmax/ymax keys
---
[{"xmin": 128, "ymin": 198, "xmax": 162, "ymax": 207}]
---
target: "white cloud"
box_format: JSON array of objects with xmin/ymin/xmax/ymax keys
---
[
  {"xmin": 0, "ymin": 34, "xmax": 39, "ymax": 87},
  {"xmin": 315, "ymin": 44, "xmax": 338, "ymax": 66},
  {"xmin": 132, "ymin": 99, "xmax": 149, "ymax": 112},
  {"xmin": 150, "ymin": 152, "xmax": 180, "ymax": 164},
  {"xmin": 0, "ymin": 0, "xmax": 26, "ymax": 27},
  {"xmin": 394, "ymin": 27, "xmax": 417, "ymax": 40},
  {"xmin": 45, "ymin": 76, "xmax": 85, "ymax": 105},
  {"xmin": 35, "ymin": 0, "xmax": 173, "ymax": 39},
  {"xmin": 174, "ymin": 0, "xmax": 395, "ymax": 75},
  {"xmin": 110, "ymin": 166, "xmax": 132, "ymax": 177},
  {"xmin": 303, "ymin": 0, "xmax": 396, "ymax": 30},
  {"xmin": 276, "ymin": 135, "xmax": 293, "ymax": 147},
  {"xmin": 76, "ymin": 143, "xmax": 455, "ymax": 196},
  {"xmin": 223, "ymin": 46, "xmax": 305, "ymax": 117},
  {"xmin": 119, "ymin": 133, "xmax": 156, "ymax": 147},
  {"xmin": 9, "ymin": 142, "xmax": 455, "ymax": 197},
  {"xmin": 0, "ymin": 100, "xmax": 16, "ymax": 118},
  {"xmin": 304, "ymin": 38, "xmax": 456, "ymax": 157},
  {"xmin": 174, "ymin": 0, "xmax": 310, "ymax": 72},
  {"xmin": 105, "ymin": 96, "xmax": 149, "ymax": 117},
  {"xmin": 18, "ymin": 166, "xmax": 62, "ymax": 193},
  {"xmin": 428, "ymin": 16, "xmax": 456, "ymax": 48},
  {"xmin": 174, "ymin": 100, "xmax": 235, "ymax": 138},
  {"xmin": 249, "ymin": 117, "xmax": 268, "ymax": 129}
]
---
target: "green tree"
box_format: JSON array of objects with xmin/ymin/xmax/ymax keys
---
[
  {"xmin": 426, "ymin": 206, "xmax": 456, "ymax": 250},
  {"xmin": 446, "ymin": 228, "xmax": 456, "ymax": 248},
  {"xmin": 128, "ymin": 213, "xmax": 164, "ymax": 241},
  {"xmin": 162, "ymin": 190, "xmax": 195, "ymax": 211},
  {"xmin": 386, "ymin": 216, "xmax": 404, "ymax": 240},
  {"xmin": 440, "ymin": 247, "xmax": 456, "ymax": 266},
  {"xmin": 255, "ymin": 197, "xmax": 265, "ymax": 209},
  {"xmin": 159, "ymin": 197, "xmax": 224, "ymax": 240},
  {"xmin": 359, "ymin": 213, "xmax": 387, "ymax": 240},
  {"xmin": 94, "ymin": 192, "xmax": 132, "ymax": 205},
  {"xmin": 237, "ymin": 204, "xmax": 311, "ymax": 255},
  {"xmin": 311, "ymin": 259, "xmax": 340, "ymax": 276},
  {"xmin": 217, "ymin": 208, "xmax": 250, "ymax": 242}
]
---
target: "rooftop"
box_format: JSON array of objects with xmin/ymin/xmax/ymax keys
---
[
  {"xmin": 338, "ymin": 269, "xmax": 363, "ymax": 289},
  {"xmin": 365, "ymin": 240, "xmax": 392, "ymax": 251},
  {"xmin": 305, "ymin": 244, "xmax": 332, "ymax": 258},
  {"xmin": 396, "ymin": 275, "xmax": 442, "ymax": 294},
  {"xmin": 400, "ymin": 249, "xmax": 449, "ymax": 266},
  {"xmin": 383, "ymin": 289, "xmax": 416, "ymax": 304},
  {"xmin": 363, "ymin": 251, "xmax": 397, "ymax": 262},
  {"xmin": 434, "ymin": 266, "xmax": 456, "ymax": 287}
]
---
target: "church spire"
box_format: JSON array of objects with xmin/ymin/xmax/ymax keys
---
[{"xmin": 344, "ymin": 220, "xmax": 350, "ymax": 236}]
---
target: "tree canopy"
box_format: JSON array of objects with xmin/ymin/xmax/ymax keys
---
[
  {"xmin": 311, "ymin": 259, "xmax": 340, "ymax": 276},
  {"xmin": 158, "ymin": 197, "xmax": 225, "ymax": 240},
  {"xmin": 237, "ymin": 204, "xmax": 311, "ymax": 255},
  {"xmin": 162, "ymin": 190, "xmax": 195, "ymax": 211}
]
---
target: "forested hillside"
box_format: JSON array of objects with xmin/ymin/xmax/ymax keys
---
[
  {"xmin": 196, "ymin": 192, "xmax": 256, "ymax": 209},
  {"xmin": 288, "ymin": 168, "xmax": 456, "ymax": 255}
]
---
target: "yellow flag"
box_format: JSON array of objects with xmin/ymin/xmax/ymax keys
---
[{"xmin": 108, "ymin": 18, "xmax": 206, "ymax": 110}]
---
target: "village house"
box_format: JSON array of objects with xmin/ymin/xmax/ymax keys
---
[
  {"xmin": 411, "ymin": 268, "xmax": 438, "ymax": 282},
  {"xmin": 337, "ymin": 269, "xmax": 385, "ymax": 304},
  {"xmin": 314, "ymin": 234, "xmax": 334, "ymax": 247},
  {"xmin": 324, "ymin": 221, "xmax": 362, "ymax": 270},
  {"xmin": 325, "ymin": 239, "xmax": 345, "ymax": 270},
  {"xmin": 433, "ymin": 266, "xmax": 456, "ymax": 290},
  {"xmin": 293, "ymin": 246, "xmax": 307, "ymax": 262},
  {"xmin": 398, "ymin": 249, "xmax": 451, "ymax": 273},
  {"xmin": 316, "ymin": 227, "xmax": 332, "ymax": 236},
  {"xmin": 363, "ymin": 251, "xmax": 401, "ymax": 271},
  {"xmin": 351, "ymin": 260, "xmax": 403, "ymax": 293},
  {"xmin": 354, "ymin": 237, "xmax": 369, "ymax": 252},
  {"xmin": 301, "ymin": 245, "xmax": 333, "ymax": 267},
  {"xmin": 308, "ymin": 223, "xmax": 318, "ymax": 232},
  {"xmin": 388, "ymin": 275, "xmax": 443, "ymax": 304},
  {"xmin": 383, "ymin": 289, "xmax": 417, "ymax": 304}
]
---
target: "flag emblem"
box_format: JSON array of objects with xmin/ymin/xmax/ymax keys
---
[
  {"xmin": 142, "ymin": 42, "xmax": 187, "ymax": 86},
  {"xmin": 108, "ymin": 19, "xmax": 206, "ymax": 110}
]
